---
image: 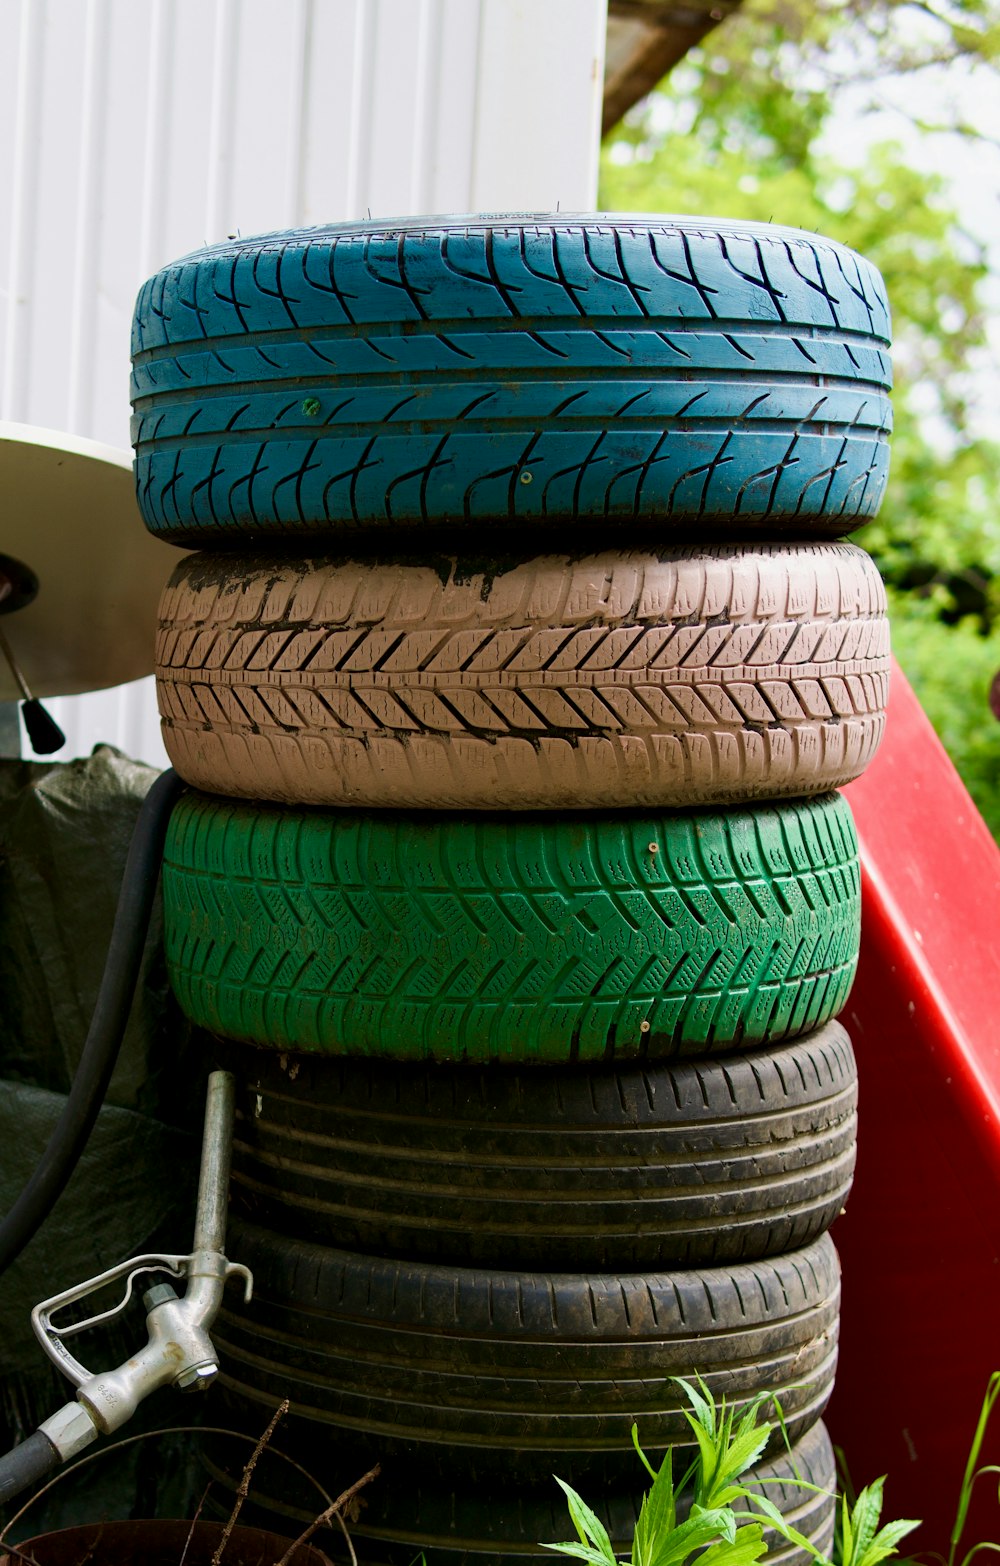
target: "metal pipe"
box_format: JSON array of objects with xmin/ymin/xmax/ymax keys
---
[
  {"xmin": 192, "ymin": 1070, "xmax": 235, "ymax": 1255},
  {"xmin": 0, "ymin": 622, "xmax": 30, "ymax": 701},
  {"xmin": 12, "ymin": 1068, "xmax": 251, "ymax": 1490}
]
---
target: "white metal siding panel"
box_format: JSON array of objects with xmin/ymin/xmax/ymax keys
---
[
  {"xmin": 472, "ymin": 0, "xmax": 606, "ymax": 211},
  {"xmin": 2, "ymin": 0, "xmax": 607, "ymax": 766},
  {"xmin": 427, "ymin": 2, "xmax": 481, "ymax": 212}
]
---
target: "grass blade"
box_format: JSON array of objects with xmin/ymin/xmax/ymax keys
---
[{"xmin": 951, "ymin": 1374, "xmax": 1000, "ymax": 1566}]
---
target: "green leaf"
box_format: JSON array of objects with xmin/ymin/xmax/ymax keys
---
[
  {"xmin": 741, "ymin": 1492, "xmax": 828, "ymax": 1564},
  {"xmin": 859, "ymin": 1517, "xmax": 923, "ymax": 1566},
  {"xmin": 685, "ymin": 1418, "xmax": 721, "ymax": 1502},
  {"xmin": 960, "ymin": 1545, "xmax": 1000, "ymax": 1566},
  {"xmin": 850, "ymin": 1479, "xmax": 887, "ymax": 1566},
  {"xmin": 835, "ymin": 1476, "xmax": 921, "ymax": 1566},
  {"xmin": 733, "ymin": 1399, "xmax": 773, "ymax": 1453},
  {"xmin": 631, "ymin": 1424, "xmax": 661, "ymax": 1485},
  {"xmin": 646, "ymin": 1508, "xmax": 739, "ymax": 1566},
  {"xmin": 707, "ymin": 1485, "xmax": 750, "ymax": 1512},
  {"xmin": 541, "ymin": 1543, "xmax": 620, "ymax": 1566},
  {"xmin": 632, "ymin": 1447, "xmax": 677, "ymax": 1566},
  {"xmin": 552, "ymin": 1477, "xmax": 618, "ymax": 1566},
  {"xmin": 691, "ymin": 1502, "xmax": 737, "ymax": 1545},
  {"xmin": 713, "ymin": 1423, "xmax": 773, "ymax": 1493},
  {"xmin": 673, "ymin": 1376, "xmax": 716, "ymax": 1440},
  {"xmin": 697, "ymin": 1523, "xmax": 768, "ymax": 1566},
  {"xmin": 841, "ymin": 1489, "xmax": 856, "ymax": 1566}
]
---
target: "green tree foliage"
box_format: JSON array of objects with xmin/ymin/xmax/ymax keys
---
[
  {"xmin": 599, "ymin": 0, "xmax": 1000, "ymax": 829},
  {"xmin": 886, "ymin": 591, "xmax": 1000, "ymax": 834}
]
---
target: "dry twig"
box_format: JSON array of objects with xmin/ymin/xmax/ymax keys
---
[
  {"xmin": 0, "ymin": 1425, "xmax": 333, "ymax": 1547},
  {"xmin": 272, "ymin": 1463, "xmax": 381, "ymax": 1566},
  {"xmin": 211, "ymin": 1400, "xmax": 290, "ymax": 1566},
  {"xmin": 179, "ymin": 1482, "xmax": 213, "ymax": 1566},
  {"xmin": 0, "ymin": 1542, "xmax": 40, "ymax": 1566},
  {"xmin": 333, "ymin": 1512, "xmax": 357, "ymax": 1566}
]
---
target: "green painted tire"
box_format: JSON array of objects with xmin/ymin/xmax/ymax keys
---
[{"xmin": 164, "ymin": 793, "xmax": 859, "ymax": 1061}]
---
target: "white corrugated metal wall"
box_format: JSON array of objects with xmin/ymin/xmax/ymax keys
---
[{"xmin": 1, "ymin": 0, "xmax": 607, "ymax": 765}]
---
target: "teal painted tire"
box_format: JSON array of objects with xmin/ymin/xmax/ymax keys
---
[
  {"xmin": 163, "ymin": 792, "xmax": 860, "ymax": 1061},
  {"xmin": 131, "ymin": 213, "xmax": 891, "ymax": 542}
]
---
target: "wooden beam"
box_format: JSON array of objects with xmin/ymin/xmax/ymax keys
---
[{"xmin": 603, "ymin": 1, "xmax": 745, "ymax": 134}]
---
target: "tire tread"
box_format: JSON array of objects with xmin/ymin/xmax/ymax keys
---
[
  {"xmin": 131, "ymin": 218, "xmax": 892, "ymax": 538},
  {"xmin": 164, "ymin": 794, "xmax": 861, "ymax": 1061}
]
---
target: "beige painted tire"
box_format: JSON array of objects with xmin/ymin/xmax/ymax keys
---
[{"xmin": 155, "ymin": 542, "xmax": 889, "ymax": 809}]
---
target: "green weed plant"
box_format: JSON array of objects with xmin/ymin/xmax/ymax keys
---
[
  {"xmin": 544, "ymin": 1378, "xmax": 777, "ymax": 1566},
  {"xmin": 543, "ymin": 1377, "xmax": 921, "ymax": 1566},
  {"xmin": 944, "ymin": 1371, "xmax": 1000, "ymax": 1566}
]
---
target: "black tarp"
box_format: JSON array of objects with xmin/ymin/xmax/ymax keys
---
[{"xmin": 0, "ymin": 747, "xmax": 201, "ymax": 1448}]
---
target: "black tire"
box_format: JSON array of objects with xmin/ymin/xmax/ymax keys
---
[
  {"xmin": 164, "ymin": 792, "xmax": 861, "ymax": 1062},
  {"xmin": 215, "ymin": 1223, "xmax": 839, "ymax": 1487},
  {"xmin": 131, "ymin": 214, "xmax": 892, "ymax": 543},
  {"xmin": 155, "ymin": 542, "xmax": 889, "ymax": 810},
  {"xmin": 202, "ymin": 1418, "xmax": 836, "ymax": 1566},
  {"xmin": 222, "ymin": 1021, "xmax": 857, "ymax": 1268}
]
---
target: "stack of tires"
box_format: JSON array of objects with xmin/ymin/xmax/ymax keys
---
[{"xmin": 131, "ymin": 215, "xmax": 892, "ymax": 1565}]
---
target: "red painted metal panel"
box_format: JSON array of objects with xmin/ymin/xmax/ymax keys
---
[{"xmin": 828, "ymin": 658, "xmax": 1000, "ymax": 1547}]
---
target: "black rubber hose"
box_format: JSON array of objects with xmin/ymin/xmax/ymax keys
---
[
  {"xmin": 0, "ymin": 1429, "xmax": 59, "ymax": 1504},
  {"xmin": 0, "ymin": 767, "xmax": 185, "ymax": 1278}
]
